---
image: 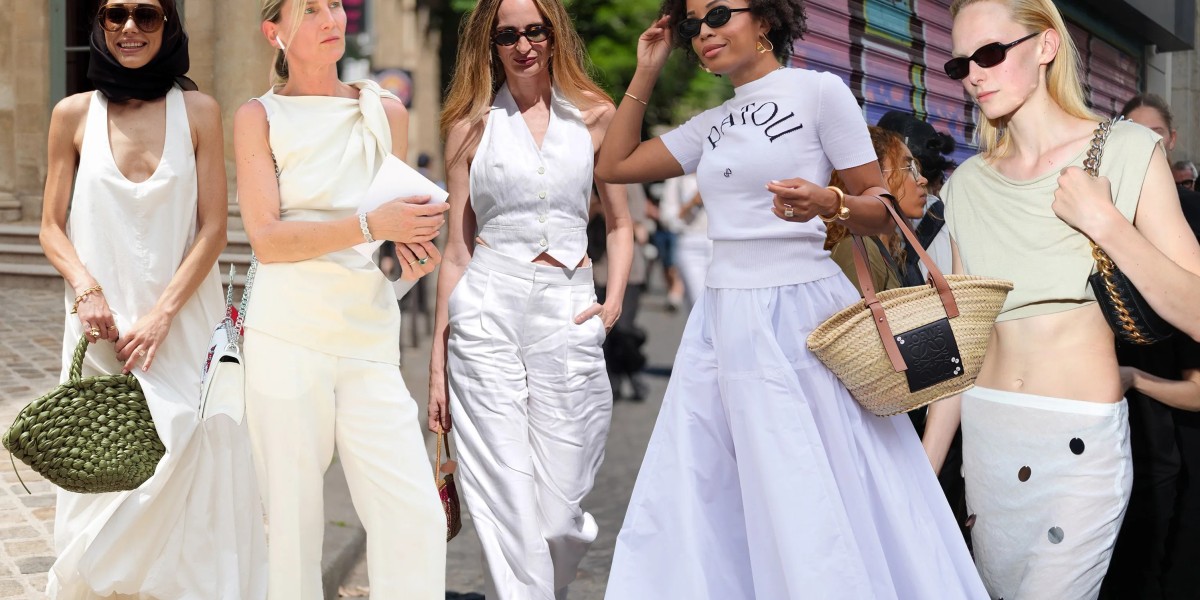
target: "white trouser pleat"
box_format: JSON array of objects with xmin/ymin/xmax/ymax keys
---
[
  {"xmin": 447, "ymin": 246, "xmax": 612, "ymax": 600},
  {"xmin": 243, "ymin": 331, "xmax": 446, "ymax": 600},
  {"xmin": 963, "ymin": 386, "xmax": 1133, "ymax": 600}
]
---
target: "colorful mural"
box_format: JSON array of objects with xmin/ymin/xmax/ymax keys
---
[{"xmin": 792, "ymin": 0, "xmax": 1142, "ymax": 165}]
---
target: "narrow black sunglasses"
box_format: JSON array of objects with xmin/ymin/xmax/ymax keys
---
[
  {"xmin": 492, "ymin": 24, "xmax": 553, "ymax": 47},
  {"xmin": 97, "ymin": 4, "xmax": 167, "ymax": 34},
  {"xmin": 943, "ymin": 31, "xmax": 1040, "ymax": 80},
  {"xmin": 677, "ymin": 6, "xmax": 751, "ymax": 40}
]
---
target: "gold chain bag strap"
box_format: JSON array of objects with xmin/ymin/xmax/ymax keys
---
[
  {"xmin": 807, "ymin": 197, "xmax": 1013, "ymax": 416},
  {"xmin": 435, "ymin": 431, "xmax": 462, "ymax": 541},
  {"xmin": 1084, "ymin": 119, "xmax": 1173, "ymax": 345}
]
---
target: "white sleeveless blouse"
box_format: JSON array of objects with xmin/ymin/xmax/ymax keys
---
[
  {"xmin": 469, "ymin": 84, "xmax": 594, "ymax": 266},
  {"xmin": 242, "ymin": 80, "xmax": 402, "ymax": 365}
]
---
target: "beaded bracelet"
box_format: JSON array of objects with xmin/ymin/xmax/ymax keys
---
[
  {"xmin": 358, "ymin": 212, "xmax": 375, "ymax": 243},
  {"xmin": 70, "ymin": 285, "xmax": 104, "ymax": 315}
]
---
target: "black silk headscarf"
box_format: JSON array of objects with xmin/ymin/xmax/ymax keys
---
[{"xmin": 87, "ymin": 1, "xmax": 197, "ymax": 102}]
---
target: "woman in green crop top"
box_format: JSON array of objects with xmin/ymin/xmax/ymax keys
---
[{"xmin": 924, "ymin": 1, "xmax": 1200, "ymax": 598}]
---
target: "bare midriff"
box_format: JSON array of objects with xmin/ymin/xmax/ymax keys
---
[
  {"xmin": 475, "ymin": 237, "xmax": 591, "ymax": 268},
  {"xmin": 975, "ymin": 303, "xmax": 1122, "ymax": 404}
]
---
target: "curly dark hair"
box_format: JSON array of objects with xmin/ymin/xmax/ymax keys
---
[{"xmin": 659, "ymin": 0, "xmax": 807, "ymax": 62}]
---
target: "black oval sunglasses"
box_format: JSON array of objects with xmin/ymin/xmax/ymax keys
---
[
  {"xmin": 943, "ymin": 31, "xmax": 1040, "ymax": 80},
  {"xmin": 493, "ymin": 24, "xmax": 553, "ymax": 47},
  {"xmin": 677, "ymin": 6, "xmax": 751, "ymax": 40}
]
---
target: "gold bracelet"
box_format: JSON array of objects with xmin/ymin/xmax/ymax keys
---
[
  {"xmin": 70, "ymin": 285, "xmax": 103, "ymax": 315},
  {"xmin": 623, "ymin": 91, "xmax": 649, "ymax": 106},
  {"xmin": 819, "ymin": 186, "xmax": 850, "ymax": 223}
]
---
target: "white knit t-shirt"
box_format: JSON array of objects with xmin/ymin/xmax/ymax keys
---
[{"xmin": 660, "ymin": 68, "xmax": 876, "ymax": 288}]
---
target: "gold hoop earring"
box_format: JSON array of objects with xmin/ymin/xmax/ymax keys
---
[{"xmin": 757, "ymin": 36, "xmax": 775, "ymax": 54}]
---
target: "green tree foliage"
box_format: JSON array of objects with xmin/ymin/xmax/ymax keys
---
[{"xmin": 442, "ymin": 0, "xmax": 732, "ymax": 128}]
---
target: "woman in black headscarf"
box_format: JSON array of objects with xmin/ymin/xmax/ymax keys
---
[{"xmin": 38, "ymin": 1, "xmax": 267, "ymax": 597}]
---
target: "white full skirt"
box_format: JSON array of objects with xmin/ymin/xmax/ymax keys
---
[{"xmin": 606, "ymin": 274, "xmax": 988, "ymax": 599}]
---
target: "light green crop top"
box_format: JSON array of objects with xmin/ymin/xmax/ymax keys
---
[{"xmin": 943, "ymin": 120, "xmax": 1160, "ymax": 321}]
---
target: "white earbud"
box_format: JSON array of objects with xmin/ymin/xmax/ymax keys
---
[{"xmin": 275, "ymin": 35, "xmax": 286, "ymax": 52}]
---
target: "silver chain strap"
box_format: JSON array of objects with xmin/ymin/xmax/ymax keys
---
[{"xmin": 234, "ymin": 256, "xmax": 257, "ymax": 335}]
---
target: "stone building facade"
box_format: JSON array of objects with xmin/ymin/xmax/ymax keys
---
[{"xmin": 0, "ymin": 0, "xmax": 442, "ymax": 225}]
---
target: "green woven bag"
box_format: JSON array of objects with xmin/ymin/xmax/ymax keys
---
[{"xmin": 3, "ymin": 334, "xmax": 165, "ymax": 494}]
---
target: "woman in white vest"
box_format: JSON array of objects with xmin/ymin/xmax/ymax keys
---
[
  {"xmin": 427, "ymin": 0, "xmax": 634, "ymax": 597},
  {"xmin": 233, "ymin": 0, "xmax": 450, "ymax": 597},
  {"xmin": 39, "ymin": 0, "xmax": 267, "ymax": 596}
]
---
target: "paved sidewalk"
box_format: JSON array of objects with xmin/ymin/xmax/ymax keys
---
[
  {"xmin": 0, "ymin": 287, "xmax": 68, "ymax": 597},
  {"xmin": 340, "ymin": 294, "xmax": 689, "ymax": 599}
]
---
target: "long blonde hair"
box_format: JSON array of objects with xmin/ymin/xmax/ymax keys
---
[
  {"xmin": 950, "ymin": 0, "xmax": 1100, "ymax": 158},
  {"xmin": 261, "ymin": 0, "xmax": 306, "ymax": 87},
  {"xmin": 438, "ymin": 0, "xmax": 610, "ymax": 145}
]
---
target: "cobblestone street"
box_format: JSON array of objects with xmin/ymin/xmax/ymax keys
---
[
  {"xmin": 0, "ymin": 285, "xmax": 687, "ymax": 599},
  {"xmin": 0, "ymin": 287, "xmax": 68, "ymax": 597}
]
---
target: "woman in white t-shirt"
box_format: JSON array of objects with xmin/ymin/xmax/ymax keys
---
[{"xmin": 594, "ymin": 0, "xmax": 988, "ymax": 598}]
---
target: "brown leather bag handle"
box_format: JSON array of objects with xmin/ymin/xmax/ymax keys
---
[{"xmin": 845, "ymin": 195, "xmax": 960, "ymax": 373}]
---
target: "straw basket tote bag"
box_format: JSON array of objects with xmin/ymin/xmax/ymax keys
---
[{"xmin": 807, "ymin": 197, "xmax": 1013, "ymax": 416}]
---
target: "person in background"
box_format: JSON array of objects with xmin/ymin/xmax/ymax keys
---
[
  {"xmin": 1173, "ymin": 161, "xmax": 1196, "ymax": 191},
  {"xmin": 1097, "ymin": 93, "xmax": 1200, "ymax": 599},
  {"xmin": 593, "ymin": 184, "xmax": 652, "ymax": 401},
  {"xmin": 877, "ymin": 110, "xmax": 955, "ymax": 284},
  {"xmin": 825, "ymin": 126, "xmax": 927, "ymax": 295},
  {"xmin": 658, "ymin": 173, "xmax": 712, "ymax": 310}
]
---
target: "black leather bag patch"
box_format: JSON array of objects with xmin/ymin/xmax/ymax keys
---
[{"xmin": 894, "ymin": 318, "xmax": 964, "ymax": 393}]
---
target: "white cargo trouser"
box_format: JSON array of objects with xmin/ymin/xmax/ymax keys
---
[
  {"xmin": 244, "ymin": 330, "xmax": 446, "ymax": 600},
  {"xmin": 447, "ymin": 245, "xmax": 613, "ymax": 600}
]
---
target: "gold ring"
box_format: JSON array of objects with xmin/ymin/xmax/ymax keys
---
[
  {"xmin": 108, "ymin": 325, "xmax": 117, "ymax": 331},
  {"xmin": 408, "ymin": 259, "xmax": 419, "ymax": 267},
  {"xmin": 89, "ymin": 328, "xmax": 101, "ymax": 337},
  {"xmin": 783, "ymin": 204, "xmax": 794, "ymax": 218}
]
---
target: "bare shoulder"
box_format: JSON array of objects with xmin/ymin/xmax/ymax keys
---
[
  {"xmin": 579, "ymin": 92, "xmax": 616, "ymax": 128},
  {"xmin": 182, "ymin": 90, "xmax": 222, "ymax": 128},
  {"xmin": 51, "ymin": 91, "xmax": 93, "ymax": 125},
  {"xmin": 445, "ymin": 118, "xmax": 486, "ymax": 169},
  {"xmin": 233, "ymin": 98, "xmax": 268, "ymax": 129},
  {"xmin": 381, "ymin": 97, "xmax": 409, "ymax": 125}
]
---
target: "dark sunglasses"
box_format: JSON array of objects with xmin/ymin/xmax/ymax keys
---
[
  {"xmin": 943, "ymin": 31, "xmax": 1040, "ymax": 80},
  {"xmin": 98, "ymin": 3, "xmax": 167, "ymax": 34},
  {"xmin": 492, "ymin": 24, "xmax": 553, "ymax": 47},
  {"xmin": 677, "ymin": 6, "xmax": 751, "ymax": 40}
]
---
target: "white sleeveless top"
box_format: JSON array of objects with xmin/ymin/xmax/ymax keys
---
[
  {"xmin": 242, "ymin": 80, "xmax": 402, "ymax": 365},
  {"xmin": 67, "ymin": 87, "xmax": 224, "ymax": 337},
  {"xmin": 469, "ymin": 83, "xmax": 594, "ymax": 265}
]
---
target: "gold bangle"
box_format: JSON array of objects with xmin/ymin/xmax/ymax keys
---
[
  {"xmin": 623, "ymin": 91, "xmax": 648, "ymax": 106},
  {"xmin": 70, "ymin": 285, "xmax": 103, "ymax": 315},
  {"xmin": 819, "ymin": 186, "xmax": 849, "ymax": 223}
]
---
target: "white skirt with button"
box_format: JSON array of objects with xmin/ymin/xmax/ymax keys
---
[{"xmin": 963, "ymin": 386, "xmax": 1132, "ymax": 599}]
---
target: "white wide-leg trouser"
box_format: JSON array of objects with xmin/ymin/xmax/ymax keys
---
[
  {"xmin": 447, "ymin": 245, "xmax": 613, "ymax": 600},
  {"xmin": 244, "ymin": 330, "xmax": 446, "ymax": 600}
]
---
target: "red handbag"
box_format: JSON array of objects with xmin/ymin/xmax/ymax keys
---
[{"xmin": 435, "ymin": 431, "xmax": 462, "ymax": 542}]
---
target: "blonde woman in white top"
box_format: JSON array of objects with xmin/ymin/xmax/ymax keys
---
[
  {"xmin": 924, "ymin": 1, "xmax": 1200, "ymax": 597},
  {"xmin": 427, "ymin": 0, "xmax": 633, "ymax": 597},
  {"xmin": 233, "ymin": 0, "xmax": 450, "ymax": 597}
]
